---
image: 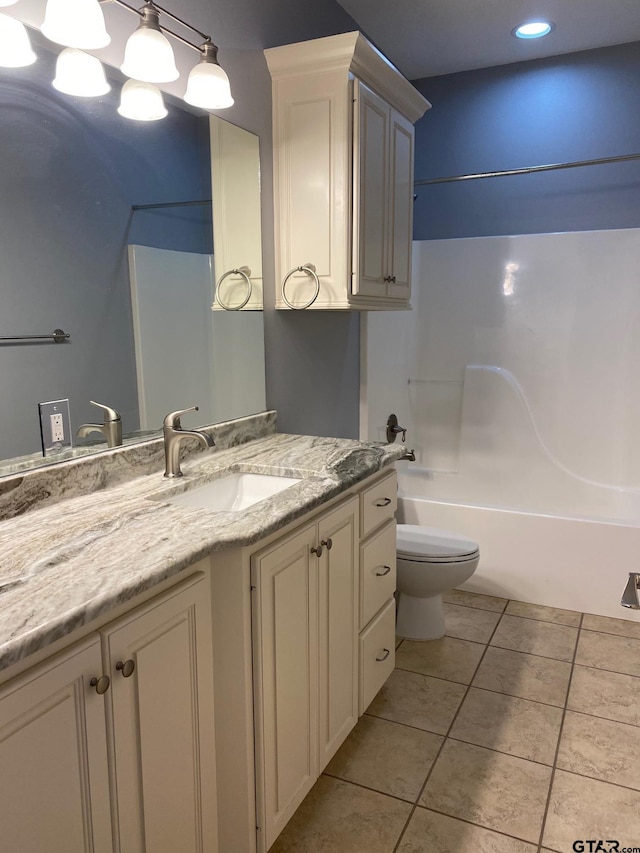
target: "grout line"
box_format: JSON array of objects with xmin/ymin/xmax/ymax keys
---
[
  {"xmin": 536, "ymin": 611, "xmax": 584, "ymax": 853},
  {"xmin": 411, "ymin": 804, "xmax": 543, "ymax": 848},
  {"xmin": 442, "ymin": 599, "xmax": 507, "ymax": 615},
  {"xmin": 320, "ymin": 770, "xmax": 416, "ymax": 806},
  {"xmin": 391, "ymin": 617, "xmax": 503, "ymax": 852},
  {"xmin": 363, "ymin": 710, "xmax": 449, "ymax": 739}
]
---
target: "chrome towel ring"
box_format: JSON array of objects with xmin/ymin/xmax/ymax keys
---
[
  {"xmin": 214, "ymin": 266, "xmax": 252, "ymax": 311},
  {"xmin": 281, "ymin": 264, "xmax": 320, "ymax": 310}
]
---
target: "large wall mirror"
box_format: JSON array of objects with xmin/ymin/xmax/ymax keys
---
[{"xmin": 0, "ymin": 27, "xmax": 265, "ymax": 476}]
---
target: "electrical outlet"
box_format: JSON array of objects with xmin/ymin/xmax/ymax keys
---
[
  {"xmin": 50, "ymin": 413, "xmax": 64, "ymax": 443},
  {"xmin": 38, "ymin": 399, "xmax": 72, "ymax": 456}
]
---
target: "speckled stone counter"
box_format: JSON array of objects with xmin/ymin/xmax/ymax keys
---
[{"xmin": 0, "ymin": 429, "xmax": 403, "ymax": 673}]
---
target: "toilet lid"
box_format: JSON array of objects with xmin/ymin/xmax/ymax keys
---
[{"xmin": 397, "ymin": 524, "xmax": 479, "ymax": 560}]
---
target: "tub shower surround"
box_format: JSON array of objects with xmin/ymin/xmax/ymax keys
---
[{"xmin": 0, "ymin": 421, "xmax": 403, "ymax": 673}]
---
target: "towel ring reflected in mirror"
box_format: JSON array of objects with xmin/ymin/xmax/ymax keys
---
[{"xmin": 214, "ymin": 266, "xmax": 253, "ymax": 311}]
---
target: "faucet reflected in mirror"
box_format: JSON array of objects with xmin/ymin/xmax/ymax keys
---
[
  {"xmin": 76, "ymin": 401, "xmax": 123, "ymax": 448},
  {"xmin": 0, "ymin": 26, "xmax": 265, "ymax": 477}
]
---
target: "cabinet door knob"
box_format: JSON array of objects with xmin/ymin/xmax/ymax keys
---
[
  {"xmin": 374, "ymin": 497, "xmax": 391, "ymax": 507},
  {"xmin": 321, "ymin": 538, "xmax": 333, "ymax": 551},
  {"xmin": 375, "ymin": 565, "xmax": 392, "ymax": 577},
  {"xmin": 116, "ymin": 659, "xmax": 136, "ymax": 678},
  {"xmin": 89, "ymin": 675, "xmax": 111, "ymax": 695},
  {"xmin": 376, "ymin": 649, "xmax": 391, "ymax": 662},
  {"xmin": 311, "ymin": 544, "xmax": 323, "ymax": 558}
]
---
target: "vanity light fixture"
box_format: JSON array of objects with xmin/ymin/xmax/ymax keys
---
[
  {"xmin": 184, "ymin": 41, "xmax": 233, "ymax": 109},
  {"xmin": 120, "ymin": 1, "xmax": 178, "ymax": 83},
  {"xmin": 117, "ymin": 78, "xmax": 168, "ymax": 120},
  {"xmin": 0, "ymin": 13, "xmax": 36, "ymax": 67},
  {"xmin": 0, "ymin": 0, "xmax": 18, "ymax": 6},
  {"xmin": 53, "ymin": 48, "xmax": 111, "ymax": 97},
  {"xmin": 41, "ymin": 0, "xmax": 110, "ymax": 49},
  {"xmin": 512, "ymin": 21, "xmax": 555, "ymax": 39}
]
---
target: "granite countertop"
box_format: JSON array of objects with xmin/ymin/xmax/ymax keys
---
[{"xmin": 0, "ymin": 433, "xmax": 403, "ymax": 673}]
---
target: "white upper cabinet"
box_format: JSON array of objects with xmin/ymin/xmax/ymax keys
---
[{"xmin": 265, "ymin": 31, "xmax": 430, "ymax": 311}]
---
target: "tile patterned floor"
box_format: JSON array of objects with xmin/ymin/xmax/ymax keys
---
[{"xmin": 269, "ymin": 591, "xmax": 640, "ymax": 853}]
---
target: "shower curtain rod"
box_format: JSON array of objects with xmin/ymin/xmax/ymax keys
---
[{"xmin": 414, "ymin": 152, "xmax": 640, "ymax": 186}]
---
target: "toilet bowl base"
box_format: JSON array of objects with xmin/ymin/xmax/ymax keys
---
[{"xmin": 396, "ymin": 592, "xmax": 445, "ymax": 641}]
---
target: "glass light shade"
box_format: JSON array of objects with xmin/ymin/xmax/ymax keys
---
[
  {"xmin": 118, "ymin": 79, "xmax": 167, "ymax": 121},
  {"xmin": 121, "ymin": 26, "xmax": 178, "ymax": 83},
  {"xmin": 0, "ymin": 0, "xmax": 18, "ymax": 7},
  {"xmin": 53, "ymin": 48, "xmax": 110, "ymax": 97},
  {"xmin": 0, "ymin": 14, "xmax": 36, "ymax": 67},
  {"xmin": 184, "ymin": 60, "xmax": 233, "ymax": 110},
  {"xmin": 41, "ymin": 0, "xmax": 110, "ymax": 49}
]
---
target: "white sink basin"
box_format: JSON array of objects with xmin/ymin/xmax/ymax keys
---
[{"xmin": 165, "ymin": 472, "xmax": 302, "ymax": 512}]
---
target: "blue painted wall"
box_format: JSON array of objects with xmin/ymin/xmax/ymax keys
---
[{"xmin": 412, "ymin": 41, "xmax": 640, "ymax": 240}]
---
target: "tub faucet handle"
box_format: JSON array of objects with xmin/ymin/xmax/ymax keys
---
[{"xmin": 621, "ymin": 573, "xmax": 640, "ymax": 609}]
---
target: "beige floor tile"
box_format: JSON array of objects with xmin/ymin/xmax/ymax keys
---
[
  {"xmin": 568, "ymin": 665, "xmax": 640, "ymax": 726},
  {"xmin": 367, "ymin": 668, "xmax": 466, "ymax": 734},
  {"xmin": 396, "ymin": 636, "xmax": 486, "ymax": 684},
  {"xmin": 420, "ymin": 740, "xmax": 552, "ymax": 843},
  {"xmin": 505, "ymin": 600, "xmax": 581, "ymax": 627},
  {"xmin": 472, "ymin": 646, "xmax": 571, "ymax": 707},
  {"xmin": 442, "ymin": 589, "xmax": 508, "ymax": 613},
  {"xmin": 450, "ymin": 688, "xmax": 563, "ymax": 765},
  {"xmin": 444, "ymin": 603, "xmax": 501, "ymax": 643},
  {"xmin": 582, "ymin": 613, "xmax": 640, "ymax": 640},
  {"xmin": 490, "ymin": 615, "xmax": 578, "ymax": 662},
  {"xmin": 543, "ymin": 770, "xmax": 640, "ymax": 852},
  {"xmin": 325, "ymin": 715, "xmax": 443, "ymax": 802},
  {"xmin": 270, "ymin": 775, "xmax": 411, "ymax": 853},
  {"xmin": 397, "ymin": 807, "xmax": 537, "ymax": 852},
  {"xmin": 576, "ymin": 630, "xmax": 640, "ymax": 677},
  {"xmin": 557, "ymin": 711, "xmax": 640, "ymax": 790},
  {"xmin": 396, "ymin": 636, "xmax": 404, "ymax": 650}
]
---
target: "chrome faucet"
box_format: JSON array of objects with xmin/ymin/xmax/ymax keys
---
[
  {"xmin": 163, "ymin": 406, "xmax": 215, "ymax": 478},
  {"xmin": 76, "ymin": 400, "xmax": 123, "ymax": 448}
]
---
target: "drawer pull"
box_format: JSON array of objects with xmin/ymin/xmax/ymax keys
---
[
  {"xmin": 375, "ymin": 565, "xmax": 392, "ymax": 577},
  {"xmin": 376, "ymin": 648, "xmax": 391, "ymax": 662},
  {"xmin": 89, "ymin": 675, "xmax": 111, "ymax": 695},
  {"xmin": 311, "ymin": 544, "xmax": 323, "ymax": 558},
  {"xmin": 374, "ymin": 497, "xmax": 392, "ymax": 507},
  {"xmin": 321, "ymin": 538, "xmax": 333, "ymax": 551},
  {"xmin": 116, "ymin": 659, "xmax": 136, "ymax": 678}
]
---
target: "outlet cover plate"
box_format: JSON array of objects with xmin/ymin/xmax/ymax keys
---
[{"xmin": 38, "ymin": 399, "xmax": 72, "ymax": 456}]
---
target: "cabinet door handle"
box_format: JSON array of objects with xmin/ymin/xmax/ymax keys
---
[
  {"xmin": 375, "ymin": 565, "xmax": 392, "ymax": 577},
  {"xmin": 376, "ymin": 649, "xmax": 391, "ymax": 662},
  {"xmin": 311, "ymin": 544, "xmax": 323, "ymax": 558},
  {"xmin": 89, "ymin": 675, "xmax": 111, "ymax": 695},
  {"xmin": 321, "ymin": 538, "xmax": 333, "ymax": 551},
  {"xmin": 374, "ymin": 497, "xmax": 391, "ymax": 507},
  {"xmin": 383, "ymin": 275, "xmax": 397, "ymax": 284},
  {"xmin": 116, "ymin": 659, "xmax": 136, "ymax": 678}
]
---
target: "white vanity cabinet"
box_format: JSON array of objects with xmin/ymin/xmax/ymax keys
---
[
  {"xmin": 265, "ymin": 31, "xmax": 430, "ymax": 311},
  {"xmin": 0, "ymin": 569, "xmax": 217, "ymax": 853},
  {"xmin": 251, "ymin": 497, "xmax": 359, "ymax": 851}
]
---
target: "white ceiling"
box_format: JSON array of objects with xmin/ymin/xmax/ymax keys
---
[{"xmin": 335, "ymin": 0, "xmax": 640, "ymax": 79}]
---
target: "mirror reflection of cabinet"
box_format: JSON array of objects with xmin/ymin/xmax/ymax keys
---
[{"xmin": 210, "ymin": 118, "xmax": 263, "ymax": 311}]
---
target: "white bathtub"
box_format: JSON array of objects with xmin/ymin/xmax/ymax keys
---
[{"xmin": 397, "ymin": 479, "xmax": 640, "ymax": 622}]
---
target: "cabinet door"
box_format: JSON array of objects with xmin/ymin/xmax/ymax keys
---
[
  {"xmin": 0, "ymin": 637, "xmax": 113, "ymax": 853},
  {"xmin": 386, "ymin": 108, "xmax": 415, "ymax": 300},
  {"xmin": 252, "ymin": 522, "xmax": 318, "ymax": 851},
  {"xmin": 352, "ymin": 80, "xmax": 390, "ymax": 299},
  {"xmin": 317, "ymin": 497, "xmax": 359, "ymax": 769},
  {"xmin": 103, "ymin": 574, "xmax": 217, "ymax": 853}
]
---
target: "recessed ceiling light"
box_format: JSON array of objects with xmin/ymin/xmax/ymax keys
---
[{"xmin": 512, "ymin": 21, "xmax": 555, "ymax": 39}]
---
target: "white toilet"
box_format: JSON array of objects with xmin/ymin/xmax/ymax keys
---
[{"xmin": 396, "ymin": 524, "xmax": 480, "ymax": 641}]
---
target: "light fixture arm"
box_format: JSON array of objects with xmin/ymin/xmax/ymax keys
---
[{"xmin": 105, "ymin": 0, "xmax": 215, "ymax": 53}]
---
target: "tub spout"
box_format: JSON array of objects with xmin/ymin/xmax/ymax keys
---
[{"xmin": 621, "ymin": 573, "xmax": 640, "ymax": 609}]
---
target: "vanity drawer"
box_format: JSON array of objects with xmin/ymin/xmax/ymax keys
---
[
  {"xmin": 360, "ymin": 520, "xmax": 397, "ymax": 629},
  {"xmin": 360, "ymin": 471, "xmax": 397, "ymax": 538},
  {"xmin": 359, "ymin": 597, "xmax": 395, "ymax": 714}
]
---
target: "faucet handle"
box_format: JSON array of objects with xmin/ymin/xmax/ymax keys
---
[
  {"xmin": 89, "ymin": 400, "xmax": 121, "ymax": 423},
  {"xmin": 164, "ymin": 406, "xmax": 199, "ymax": 430}
]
